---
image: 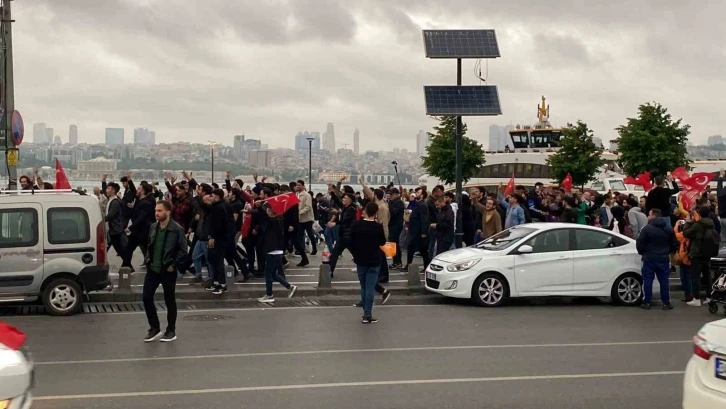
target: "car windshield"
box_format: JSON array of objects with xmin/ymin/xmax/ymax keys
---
[{"xmin": 475, "ymin": 227, "xmax": 536, "ymax": 250}]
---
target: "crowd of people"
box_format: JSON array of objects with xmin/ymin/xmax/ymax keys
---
[{"xmin": 16, "ymin": 166, "xmax": 726, "ymax": 335}]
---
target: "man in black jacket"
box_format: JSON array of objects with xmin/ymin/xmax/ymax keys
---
[
  {"xmin": 427, "ymin": 186, "xmax": 443, "ymax": 255},
  {"xmin": 206, "ymin": 189, "xmax": 230, "ymax": 295},
  {"xmin": 123, "ymin": 183, "xmax": 156, "ymax": 271},
  {"xmin": 645, "ymin": 175, "xmax": 679, "ymax": 230},
  {"xmin": 349, "ymin": 202, "xmax": 387, "ymax": 323},
  {"xmin": 402, "ymin": 187, "xmax": 431, "ymax": 271},
  {"xmin": 142, "ymin": 200, "xmax": 188, "ymax": 343},
  {"xmin": 328, "ymin": 193, "xmax": 358, "ymax": 277},
  {"xmin": 253, "ymin": 202, "xmax": 298, "ymax": 303},
  {"xmin": 388, "ymin": 188, "xmax": 405, "ymax": 269},
  {"xmin": 433, "ymin": 197, "xmax": 455, "ymax": 256},
  {"xmin": 105, "ymin": 182, "xmax": 127, "ymax": 259},
  {"xmin": 636, "ymin": 209, "xmax": 677, "ymax": 310},
  {"xmin": 119, "ymin": 173, "xmax": 137, "ymax": 227}
]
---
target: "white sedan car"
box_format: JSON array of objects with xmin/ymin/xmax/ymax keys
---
[
  {"xmin": 683, "ymin": 318, "xmax": 726, "ymax": 407},
  {"xmin": 425, "ymin": 223, "xmax": 644, "ymax": 307},
  {"xmin": 0, "ymin": 324, "xmax": 33, "ymax": 409}
]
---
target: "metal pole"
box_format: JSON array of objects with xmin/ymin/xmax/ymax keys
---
[
  {"xmin": 210, "ymin": 144, "xmax": 214, "ymax": 184},
  {"xmin": 307, "ymin": 139, "xmax": 313, "ymax": 187},
  {"xmin": 2, "ymin": 0, "xmax": 17, "ymax": 190},
  {"xmin": 455, "ymin": 58, "xmax": 463, "ymax": 248}
]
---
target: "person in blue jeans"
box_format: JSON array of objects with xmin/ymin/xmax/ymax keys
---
[
  {"xmin": 349, "ymin": 202, "xmax": 387, "ymax": 323},
  {"xmin": 636, "ymin": 208, "xmax": 678, "ymax": 310}
]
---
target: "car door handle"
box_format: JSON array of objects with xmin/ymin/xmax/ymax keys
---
[
  {"xmin": 557, "ymin": 256, "xmax": 569, "ymax": 260},
  {"xmin": 610, "ymin": 252, "xmax": 623, "ymax": 256}
]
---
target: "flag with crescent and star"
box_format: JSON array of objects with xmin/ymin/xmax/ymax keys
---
[{"xmin": 55, "ymin": 158, "xmax": 72, "ymax": 189}]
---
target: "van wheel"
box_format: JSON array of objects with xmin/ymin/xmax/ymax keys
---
[
  {"xmin": 43, "ymin": 278, "xmax": 83, "ymax": 316},
  {"xmin": 472, "ymin": 273, "xmax": 509, "ymax": 307}
]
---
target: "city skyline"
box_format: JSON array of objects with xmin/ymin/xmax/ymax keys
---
[{"xmin": 13, "ymin": 1, "xmax": 726, "ymax": 151}]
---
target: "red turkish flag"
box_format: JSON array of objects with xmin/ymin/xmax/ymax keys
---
[
  {"xmin": 623, "ymin": 171, "xmax": 653, "ymax": 192},
  {"xmin": 240, "ymin": 213, "xmax": 252, "ymax": 237},
  {"xmin": 54, "ymin": 159, "xmax": 71, "ymax": 189},
  {"xmin": 263, "ymin": 192, "xmax": 300, "ymax": 216},
  {"xmin": 561, "ymin": 173, "xmax": 573, "ymax": 192},
  {"xmin": 671, "ymin": 167, "xmax": 690, "ymax": 182},
  {"xmin": 0, "ymin": 322, "xmax": 26, "ymax": 350},
  {"xmin": 503, "ymin": 173, "xmax": 515, "ymax": 196},
  {"xmin": 680, "ymin": 188, "xmax": 702, "ymax": 212},
  {"xmin": 683, "ymin": 172, "xmax": 715, "ymax": 191}
]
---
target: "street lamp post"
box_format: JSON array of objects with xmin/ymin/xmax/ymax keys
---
[
  {"xmin": 209, "ymin": 141, "xmax": 218, "ymax": 184},
  {"xmin": 306, "ymin": 137, "xmax": 314, "ymax": 187}
]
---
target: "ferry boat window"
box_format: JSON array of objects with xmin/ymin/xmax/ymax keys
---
[
  {"xmin": 506, "ymin": 163, "xmax": 516, "ymax": 175},
  {"xmin": 549, "ymin": 131, "xmax": 562, "ymax": 146},
  {"xmin": 531, "ymin": 131, "xmax": 550, "ymax": 148},
  {"xmin": 475, "ymin": 164, "xmax": 553, "ymax": 179},
  {"xmin": 524, "ymin": 164, "xmax": 533, "ymax": 178},
  {"xmin": 608, "ymin": 180, "xmax": 626, "ymax": 191},
  {"xmin": 591, "ymin": 182, "xmax": 605, "ymax": 191},
  {"xmin": 510, "ymin": 131, "xmax": 529, "ymax": 149}
]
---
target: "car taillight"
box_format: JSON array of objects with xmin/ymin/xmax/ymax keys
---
[
  {"xmin": 693, "ymin": 334, "xmax": 713, "ymax": 360},
  {"xmin": 96, "ymin": 221, "xmax": 106, "ymax": 265},
  {"xmin": 0, "ymin": 322, "xmax": 26, "ymax": 350}
]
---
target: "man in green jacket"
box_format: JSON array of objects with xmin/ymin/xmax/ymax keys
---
[{"xmin": 142, "ymin": 200, "xmax": 189, "ymax": 343}]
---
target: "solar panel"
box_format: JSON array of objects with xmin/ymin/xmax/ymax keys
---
[
  {"xmin": 423, "ymin": 30, "xmax": 500, "ymax": 59},
  {"xmin": 424, "ymin": 86, "xmax": 502, "ymax": 116}
]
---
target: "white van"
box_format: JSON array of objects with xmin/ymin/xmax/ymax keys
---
[{"xmin": 0, "ymin": 189, "xmax": 109, "ymax": 316}]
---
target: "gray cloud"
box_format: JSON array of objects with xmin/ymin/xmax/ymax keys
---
[{"xmin": 13, "ymin": 0, "xmax": 726, "ymax": 150}]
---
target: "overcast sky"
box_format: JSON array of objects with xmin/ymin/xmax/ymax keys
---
[{"xmin": 13, "ymin": 0, "xmax": 726, "ymax": 150}]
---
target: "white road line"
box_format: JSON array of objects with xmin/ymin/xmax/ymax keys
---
[
  {"xmin": 0, "ymin": 304, "xmax": 445, "ymax": 319},
  {"xmin": 33, "ymin": 340, "xmax": 689, "ymax": 366},
  {"xmin": 232, "ymin": 280, "xmax": 411, "ymax": 285},
  {"xmin": 33, "ymin": 370, "xmax": 685, "ymax": 400}
]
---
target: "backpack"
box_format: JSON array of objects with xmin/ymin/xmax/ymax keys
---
[{"xmin": 701, "ymin": 229, "xmax": 721, "ymax": 258}]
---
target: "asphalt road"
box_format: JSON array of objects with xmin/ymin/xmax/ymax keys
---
[{"xmin": 6, "ymin": 301, "xmax": 719, "ymax": 409}]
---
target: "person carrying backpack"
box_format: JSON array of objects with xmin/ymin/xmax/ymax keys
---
[{"xmin": 683, "ymin": 205, "xmax": 720, "ymax": 306}]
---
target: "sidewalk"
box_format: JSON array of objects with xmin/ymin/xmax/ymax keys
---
[{"xmin": 94, "ymin": 249, "xmax": 425, "ymax": 302}]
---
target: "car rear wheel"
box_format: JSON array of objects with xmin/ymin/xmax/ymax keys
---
[
  {"xmin": 472, "ymin": 273, "xmax": 509, "ymax": 307},
  {"xmin": 42, "ymin": 278, "xmax": 83, "ymax": 316},
  {"xmin": 611, "ymin": 273, "xmax": 643, "ymax": 306}
]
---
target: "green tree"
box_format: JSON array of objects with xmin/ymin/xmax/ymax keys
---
[
  {"xmin": 615, "ymin": 102, "xmax": 691, "ymax": 177},
  {"xmin": 420, "ymin": 116, "xmax": 485, "ymax": 184},
  {"xmin": 546, "ymin": 121, "xmax": 604, "ymax": 186}
]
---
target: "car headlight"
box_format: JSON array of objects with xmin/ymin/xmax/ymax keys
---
[
  {"xmin": 446, "ymin": 258, "xmax": 481, "ymax": 272},
  {"xmin": 0, "ymin": 399, "xmax": 10, "ymax": 409}
]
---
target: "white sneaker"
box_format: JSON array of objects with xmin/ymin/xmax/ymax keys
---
[
  {"xmin": 257, "ymin": 295, "xmax": 275, "ymax": 303},
  {"xmin": 705, "ymin": 298, "xmax": 712, "ymax": 304},
  {"xmin": 687, "ymin": 299, "xmax": 702, "ymax": 307},
  {"xmin": 288, "ymin": 285, "xmax": 298, "ymax": 298}
]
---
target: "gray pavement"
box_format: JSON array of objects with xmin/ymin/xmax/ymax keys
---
[{"xmin": 7, "ymin": 298, "xmax": 718, "ymax": 408}]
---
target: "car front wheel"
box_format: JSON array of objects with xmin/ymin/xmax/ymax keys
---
[
  {"xmin": 42, "ymin": 278, "xmax": 83, "ymax": 316},
  {"xmin": 611, "ymin": 273, "xmax": 643, "ymax": 306},
  {"xmin": 472, "ymin": 273, "xmax": 509, "ymax": 307}
]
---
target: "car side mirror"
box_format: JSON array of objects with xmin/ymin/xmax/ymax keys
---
[{"xmin": 517, "ymin": 245, "xmax": 533, "ymax": 254}]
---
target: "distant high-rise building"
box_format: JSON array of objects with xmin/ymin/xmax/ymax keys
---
[
  {"xmin": 45, "ymin": 128, "xmax": 54, "ymax": 144},
  {"xmin": 294, "ymin": 131, "xmax": 321, "ymax": 151},
  {"xmin": 323, "ymin": 123, "xmax": 336, "ymax": 152},
  {"xmin": 609, "ymin": 140, "xmax": 619, "ymax": 152},
  {"xmin": 33, "ymin": 123, "xmax": 47, "ymax": 144},
  {"xmin": 105, "ymin": 128, "xmax": 125, "ymax": 145},
  {"xmin": 488, "ymin": 125, "xmax": 513, "ymax": 151},
  {"xmin": 708, "ymin": 135, "xmax": 724, "ymax": 146},
  {"xmin": 416, "ymin": 129, "xmax": 430, "ymax": 155},
  {"xmin": 353, "ymin": 129, "xmax": 360, "ymax": 155},
  {"xmin": 233, "ymin": 134, "xmax": 245, "ymax": 156},
  {"xmin": 69, "ymin": 125, "xmax": 78, "ymax": 145},
  {"xmin": 248, "ymin": 150, "xmax": 272, "ymax": 168},
  {"xmin": 592, "ymin": 136, "xmax": 603, "ymax": 149},
  {"xmin": 133, "ymin": 128, "xmax": 155, "ymax": 145},
  {"xmin": 53, "ymin": 135, "xmax": 62, "ymax": 145}
]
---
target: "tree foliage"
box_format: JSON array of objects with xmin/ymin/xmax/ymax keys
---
[
  {"xmin": 546, "ymin": 121, "xmax": 604, "ymax": 186},
  {"xmin": 420, "ymin": 116, "xmax": 485, "ymax": 185},
  {"xmin": 615, "ymin": 102, "xmax": 690, "ymax": 177}
]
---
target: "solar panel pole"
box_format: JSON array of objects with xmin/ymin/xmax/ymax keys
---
[
  {"xmin": 455, "ymin": 58, "xmax": 463, "ymax": 249},
  {"xmin": 306, "ymin": 137, "xmax": 314, "ymax": 187}
]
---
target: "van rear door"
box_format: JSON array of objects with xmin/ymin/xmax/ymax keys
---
[{"xmin": 0, "ymin": 203, "xmax": 44, "ymax": 300}]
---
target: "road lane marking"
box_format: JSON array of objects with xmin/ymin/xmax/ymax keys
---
[
  {"xmin": 33, "ymin": 370, "xmax": 685, "ymax": 400},
  {"xmin": 33, "ymin": 340, "xmax": 690, "ymax": 366}
]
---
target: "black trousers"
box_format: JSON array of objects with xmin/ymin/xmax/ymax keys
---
[
  {"xmin": 225, "ymin": 243, "xmax": 248, "ymax": 277},
  {"xmin": 329, "ymin": 239, "xmax": 350, "ymax": 274},
  {"xmin": 242, "ymin": 236, "xmax": 258, "ymax": 274},
  {"xmin": 109, "ymin": 233, "xmax": 127, "ymax": 259},
  {"xmin": 378, "ymin": 249, "xmax": 390, "ymax": 283},
  {"xmin": 389, "ymin": 226, "xmax": 403, "ymax": 265},
  {"xmin": 436, "ymin": 239, "xmax": 453, "ymax": 256},
  {"xmin": 286, "ymin": 226, "xmax": 309, "ymax": 263},
  {"xmin": 691, "ymin": 257, "xmax": 713, "ymax": 299},
  {"xmin": 208, "ymin": 245, "xmax": 227, "ymax": 285},
  {"xmin": 298, "ymin": 221, "xmax": 318, "ymax": 254},
  {"xmin": 142, "ymin": 269, "xmax": 177, "ymax": 332},
  {"xmin": 123, "ymin": 233, "xmax": 148, "ymax": 267},
  {"xmin": 406, "ymin": 234, "xmax": 431, "ymax": 269},
  {"xmin": 254, "ymin": 237, "xmax": 266, "ymax": 273}
]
